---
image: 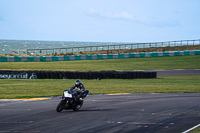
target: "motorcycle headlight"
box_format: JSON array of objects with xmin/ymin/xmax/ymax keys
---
[{"xmin": 64, "ymin": 91, "xmax": 72, "ymax": 98}]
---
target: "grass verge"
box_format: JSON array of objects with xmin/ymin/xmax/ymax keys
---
[
  {"xmin": 0, "ymin": 75, "xmax": 200, "ymax": 99},
  {"xmin": 190, "ymin": 127, "xmax": 200, "ymax": 133},
  {"xmin": 0, "ymin": 55, "xmax": 200, "ymax": 71}
]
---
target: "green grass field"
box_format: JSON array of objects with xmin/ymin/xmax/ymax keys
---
[
  {"xmin": 190, "ymin": 127, "xmax": 200, "ymax": 133},
  {"xmin": 0, "ymin": 55, "xmax": 200, "ymax": 99},
  {"xmin": 0, "ymin": 75, "xmax": 200, "ymax": 99},
  {"xmin": 0, "ymin": 55, "xmax": 200, "ymax": 71}
]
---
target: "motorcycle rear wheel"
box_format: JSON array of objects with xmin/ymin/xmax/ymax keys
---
[{"xmin": 73, "ymin": 102, "xmax": 83, "ymax": 111}]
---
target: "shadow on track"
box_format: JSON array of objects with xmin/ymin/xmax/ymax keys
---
[{"xmin": 56, "ymin": 108, "xmax": 114, "ymax": 113}]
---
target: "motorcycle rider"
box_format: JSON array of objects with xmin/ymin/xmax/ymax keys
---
[{"xmin": 69, "ymin": 80, "xmax": 85, "ymax": 102}]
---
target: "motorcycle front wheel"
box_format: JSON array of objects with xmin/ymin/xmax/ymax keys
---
[{"xmin": 56, "ymin": 101, "xmax": 65, "ymax": 112}]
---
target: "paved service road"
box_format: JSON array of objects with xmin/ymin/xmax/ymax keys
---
[
  {"xmin": 153, "ymin": 69, "xmax": 200, "ymax": 76},
  {"xmin": 0, "ymin": 93, "xmax": 200, "ymax": 133}
]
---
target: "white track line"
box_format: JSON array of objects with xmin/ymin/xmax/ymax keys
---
[{"xmin": 182, "ymin": 124, "xmax": 200, "ymax": 133}]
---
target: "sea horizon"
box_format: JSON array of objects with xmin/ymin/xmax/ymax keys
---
[{"xmin": 0, "ymin": 39, "xmax": 129, "ymax": 55}]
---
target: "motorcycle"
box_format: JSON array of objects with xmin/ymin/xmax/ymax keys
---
[{"xmin": 56, "ymin": 88, "xmax": 89, "ymax": 112}]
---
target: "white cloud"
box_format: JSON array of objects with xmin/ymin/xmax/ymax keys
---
[
  {"xmin": 89, "ymin": 9, "xmax": 133, "ymax": 20},
  {"xmin": 88, "ymin": 9, "xmax": 180, "ymax": 28}
]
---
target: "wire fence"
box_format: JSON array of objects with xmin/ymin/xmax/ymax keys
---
[{"xmin": 10, "ymin": 39, "xmax": 200, "ymax": 55}]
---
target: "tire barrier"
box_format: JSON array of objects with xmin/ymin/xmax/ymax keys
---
[{"xmin": 0, "ymin": 70, "xmax": 157, "ymax": 79}]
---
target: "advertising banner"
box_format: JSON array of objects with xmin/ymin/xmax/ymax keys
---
[{"xmin": 0, "ymin": 72, "xmax": 37, "ymax": 79}]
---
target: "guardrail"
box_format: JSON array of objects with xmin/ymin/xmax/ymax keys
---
[
  {"xmin": 1, "ymin": 50, "xmax": 200, "ymax": 62},
  {"xmin": 10, "ymin": 39, "xmax": 200, "ymax": 55}
]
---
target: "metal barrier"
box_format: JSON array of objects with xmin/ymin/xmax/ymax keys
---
[
  {"xmin": 2, "ymin": 50, "xmax": 200, "ymax": 62},
  {"xmin": 10, "ymin": 39, "xmax": 200, "ymax": 55}
]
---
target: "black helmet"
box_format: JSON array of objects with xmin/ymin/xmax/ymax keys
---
[{"xmin": 75, "ymin": 80, "xmax": 81, "ymax": 86}]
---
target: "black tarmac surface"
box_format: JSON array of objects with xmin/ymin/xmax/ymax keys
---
[
  {"xmin": 0, "ymin": 69, "xmax": 200, "ymax": 133},
  {"xmin": 155, "ymin": 69, "xmax": 200, "ymax": 76},
  {"xmin": 0, "ymin": 93, "xmax": 200, "ymax": 133}
]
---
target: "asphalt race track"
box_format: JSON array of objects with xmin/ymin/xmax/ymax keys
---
[
  {"xmin": 0, "ymin": 69, "xmax": 200, "ymax": 133},
  {"xmin": 0, "ymin": 93, "xmax": 200, "ymax": 133},
  {"xmin": 155, "ymin": 69, "xmax": 200, "ymax": 76}
]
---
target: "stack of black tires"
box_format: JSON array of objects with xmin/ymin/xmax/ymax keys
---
[
  {"xmin": 0, "ymin": 70, "xmax": 157, "ymax": 79},
  {"xmin": 35, "ymin": 71, "xmax": 157, "ymax": 79}
]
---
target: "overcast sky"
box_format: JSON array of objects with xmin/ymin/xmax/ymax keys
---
[{"xmin": 0, "ymin": 0, "xmax": 200, "ymax": 43}]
